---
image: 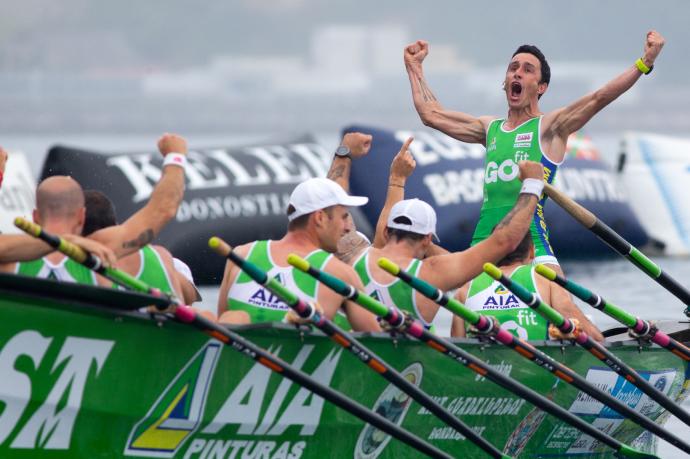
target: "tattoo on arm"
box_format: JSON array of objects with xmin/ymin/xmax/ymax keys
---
[
  {"xmin": 327, "ymin": 164, "xmax": 346, "ymax": 181},
  {"xmin": 418, "ymin": 77, "xmax": 437, "ymax": 103},
  {"xmin": 495, "ymin": 194, "xmax": 534, "ymax": 230},
  {"xmin": 122, "ymin": 229, "xmax": 154, "ymax": 249}
]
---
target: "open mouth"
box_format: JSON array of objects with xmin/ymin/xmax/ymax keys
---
[{"xmin": 510, "ymin": 81, "xmax": 522, "ymax": 98}]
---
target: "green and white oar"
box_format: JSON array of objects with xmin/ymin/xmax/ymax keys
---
[
  {"xmin": 14, "ymin": 220, "xmax": 451, "ymax": 459},
  {"xmin": 484, "ymin": 262, "xmax": 690, "ymax": 455},
  {"xmin": 289, "ymin": 254, "xmax": 655, "ymax": 458},
  {"xmin": 544, "ymin": 183, "xmax": 690, "ymax": 317},
  {"xmin": 206, "ymin": 238, "xmax": 494, "ymax": 459},
  {"xmin": 535, "ymin": 263, "xmax": 690, "ymax": 362}
]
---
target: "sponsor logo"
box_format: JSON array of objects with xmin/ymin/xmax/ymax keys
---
[
  {"xmin": 0, "ymin": 330, "xmax": 114, "ymax": 450},
  {"xmin": 485, "ymin": 159, "xmax": 519, "ymax": 184},
  {"xmin": 126, "ymin": 343, "xmax": 342, "ymax": 458},
  {"xmin": 247, "ymin": 274, "xmax": 290, "ymax": 311},
  {"xmin": 124, "ymin": 341, "xmax": 222, "ymax": 457},
  {"xmin": 515, "ymin": 133, "xmax": 532, "ymax": 143},
  {"xmin": 354, "ymin": 363, "xmax": 423, "ymax": 459}
]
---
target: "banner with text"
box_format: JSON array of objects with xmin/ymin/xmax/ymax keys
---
[{"xmin": 40, "ymin": 136, "xmax": 372, "ymax": 284}]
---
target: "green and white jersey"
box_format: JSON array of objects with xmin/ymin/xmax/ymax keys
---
[
  {"xmin": 472, "ymin": 116, "xmax": 560, "ymax": 263},
  {"xmin": 465, "ymin": 265, "xmax": 548, "ymax": 340},
  {"xmin": 226, "ymin": 240, "xmax": 338, "ymax": 324},
  {"xmin": 352, "ymin": 248, "xmax": 430, "ymax": 328},
  {"xmin": 134, "ymin": 245, "xmax": 175, "ymax": 295},
  {"xmin": 15, "ymin": 256, "xmax": 97, "ymax": 286}
]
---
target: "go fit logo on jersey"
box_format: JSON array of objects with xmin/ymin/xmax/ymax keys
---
[{"xmin": 484, "ymin": 152, "xmax": 532, "ymax": 184}]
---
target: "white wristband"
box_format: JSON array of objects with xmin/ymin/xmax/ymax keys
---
[
  {"xmin": 520, "ymin": 178, "xmax": 544, "ymax": 197},
  {"xmin": 163, "ymin": 153, "xmax": 187, "ymax": 170}
]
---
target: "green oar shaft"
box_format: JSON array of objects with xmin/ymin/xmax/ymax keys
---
[
  {"xmin": 544, "ymin": 183, "xmax": 690, "ymax": 317},
  {"xmin": 208, "ymin": 240, "xmax": 496, "ymax": 459},
  {"xmin": 484, "ymin": 263, "xmax": 690, "ymax": 454},
  {"xmin": 16, "ymin": 222, "xmax": 449, "ymax": 459},
  {"xmin": 15, "ymin": 217, "xmax": 172, "ymax": 305},
  {"xmin": 535, "ymin": 264, "xmax": 690, "ymax": 362},
  {"xmin": 290, "ymin": 258, "xmax": 650, "ymax": 458}
]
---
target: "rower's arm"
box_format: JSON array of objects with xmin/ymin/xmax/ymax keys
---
[
  {"xmin": 420, "ymin": 161, "xmax": 543, "ymax": 291},
  {"xmin": 373, "ymin": 137, "xmax": 415, "ymax": 248},
  {"xmin": 405, "ymin": 40, "xmax": 493, "ymax": 145},
  {"xmin": 0, "ymin": 234, "xmax": 52, "ymax": 262},
  {"xmin": 544, "ymin": 31, "xmax": 665, "ymax": 146},
  {"xmin": 90, "ymin": 134, "xmax": 187, "ymax": 259},
  {"xmin": 326, "ymin": 132, "xmax": 372, "ymax": 192}
]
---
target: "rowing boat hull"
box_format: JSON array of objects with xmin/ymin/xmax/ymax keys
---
[{"xmin": 0, "ymin": 275, "xmax": 687, "ymax": 458}]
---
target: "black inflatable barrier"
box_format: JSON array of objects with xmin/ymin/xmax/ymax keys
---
[{"xmin": 40, "ymin": 134, "xmax": 373, "ymax": 285}]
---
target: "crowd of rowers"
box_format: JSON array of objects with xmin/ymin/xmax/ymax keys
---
[{"xmin": 0, "ymin": 132, "xmax": 603, "ymax": 341}]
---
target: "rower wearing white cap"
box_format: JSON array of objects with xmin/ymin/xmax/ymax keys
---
[
  {"xmin": 217, "ymin": 173, "xmax": 381, "ymax": 331},
  {"xmin": 349, "ymin": 159, "xmax": 547, "ymax": 329}
]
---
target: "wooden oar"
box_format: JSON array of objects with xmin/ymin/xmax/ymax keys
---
[
  {"xmin": 288, "ymin": 254, "xmax": 654, "ymax": 458},
  {"xmin": 14, "ymin": 219, "xmax": 451, "ymax": 459},
  {"xmin": 14, "ymin": 217, "xmax": 173, "ymax": 306},
  {"xmin": 544, "ymin": 183, "xmax": 690, "ymax": 317},
  {"xmin": 207, "ymin": 238, "xmax": 502, "ymax": 459},
  {"xmin": 484, "ymin": 262, "xmax": 690, "ymax": 454},
  {"xmin": 535, "ymin": 263, "xmax": 690, "ymax": 362}
]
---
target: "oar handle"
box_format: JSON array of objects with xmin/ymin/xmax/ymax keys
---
[
  {"xmin": 15, "ymin": 217, "xmax": 98, "ymax": 268},
  {"xmin": 15, "ymin": 217, "xmax": 173, "ymax": 307},
  {"xmin": 544, "ymin": 183, "xmax": 597, "ymax": 228},
  {"xmin": 208, "ymin": 237, "xmax": 309, "ymax": 316},
  {"xmin": 378, "ymin": 257, "xmax": 491, "ymax": 331},
  {"xmin": 288, "ymin": 253, "xmax": 394, "ymax": 320},
  {"xmin": 484, "ymin": 263, "xmax": 573, "ymax": 332},
  {"xmin": 535, "ymin": 264, "xmax": 639, "ymax": 327}
]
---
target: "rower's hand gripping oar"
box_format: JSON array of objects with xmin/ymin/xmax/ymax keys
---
[
  {"xmin": 291, "ymin": 255, "xmax": 653, "ymax": 458},
  {"xmin": 484, "ymin": 262, "xmax": 690, "ymax": 455},
  {"xmin": 535, "ymin": 263, "xmax": 690, "ymax": 362},
  {"xmin": 15, "ymin": 221, "xmax": 451, "ymax": 459},
  {"xmin": 544, "ymin": 183, "xmax": 690, "ymax": 318},
  {"xmin": 15, "ymin": 217, "xmax": 170, "ymax": 307},
  {"xmin": 207, "ymin": 238, "xmax": 501, "ymax": 459}
]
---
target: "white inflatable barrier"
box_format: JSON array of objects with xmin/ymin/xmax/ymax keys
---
[
  {"xmin": 619, "ymin": 133, "xmax": 690, "ymax": 256},
  {"xmin": 0, "ymin": 152, "xmax": 36, "ymax": 234}
]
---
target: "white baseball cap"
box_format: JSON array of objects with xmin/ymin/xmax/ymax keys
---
[
  {"xmin": 386, "ymin": 198, "xmax": 440, "ymax": 241},
  {"xmin": 287, "ymin": 177, "xmax": 368, "ymax": 221}
]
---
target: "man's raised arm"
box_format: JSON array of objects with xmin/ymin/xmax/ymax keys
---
[
  {"xmin": 544, "ymin": 31, "xmax": 665, "ymax": 149},
  {"xmin": 420, "ymin": 160, "xmax": 544, "ymax": 291},
  {"xmin": 405, "ymin": 40, "xmax": 494, "ymax": 145},
  {"xmin": 91, "ymin": 133, "xmax": 187, "ymax": 258}
]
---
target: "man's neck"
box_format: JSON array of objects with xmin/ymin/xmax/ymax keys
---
[
  {"xmin": 381, "ymin": 239, "xmax": 423, "ymax": 260},
  {"xmin": 280, "ymin": 229, "xmax": 321, "ymax": 251},
  {"xmin": 497, "ymin": 259, "xmax": 531, "ymax": 273},
  {"xmin": 505, "ymin": 103, "xmax": 541, "ymax": 128}
]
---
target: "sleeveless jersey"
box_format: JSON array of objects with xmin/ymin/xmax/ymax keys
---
[
  {"xmin": 465, "ymin": 265, "xmax": 548, "ymax": 340},
  {"xmin": 134, "ymin": 245, "xmax": 175, "ymax": 295},
  {"xmin": 472, "ymin": 116, "xmax": 560, "ymax": 259},
  {"xmin": 352, "ymin": 248, "xmax": 431, "ymax": 329},
  {"xmin": 16, "ymin": 256, "xmax": 97, "ymax": 285},
  {"xmin": 226, "ymin": 240, "xmax": 340, "ymax": 324}
]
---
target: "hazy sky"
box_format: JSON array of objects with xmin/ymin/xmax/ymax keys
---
[
  {"xmin": 1, "ymin": 0, "xmax": 688, "ymax": 136},
  {"xmin": 1, "ymin": 0, "xmax": 687, "ymax": 77}
]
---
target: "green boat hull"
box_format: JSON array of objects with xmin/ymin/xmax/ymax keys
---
[{"xmin": 0, "ymin": 274, "xmax": 687, "ymax": 458}]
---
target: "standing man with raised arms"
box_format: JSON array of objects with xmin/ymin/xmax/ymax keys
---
[{"xmin": 404, "ymin": 31, "xmax": 664, "ymax": 332}]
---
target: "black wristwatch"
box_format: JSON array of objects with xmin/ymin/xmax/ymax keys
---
[{"xmin": 334, "ymin": 145, "xmax": 352, "ymax": 159}]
